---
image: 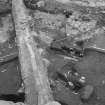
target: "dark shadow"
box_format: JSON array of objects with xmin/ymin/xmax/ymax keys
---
[{"xmin": 0, "ymin": 93, "xmax": 25, "ymax": 103}]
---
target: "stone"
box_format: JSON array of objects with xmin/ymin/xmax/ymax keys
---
[{"xmin": 80, "ymin": 85, "xmax": 94, "ymax": 102}]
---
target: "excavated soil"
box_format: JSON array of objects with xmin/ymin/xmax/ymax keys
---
[{"xmin": 1, "ymin": 0, "xmax": 105, "ymax": 104}]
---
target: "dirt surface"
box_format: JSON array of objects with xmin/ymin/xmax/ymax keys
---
[
  {"xmin": 1, "ymin": 0, "xmax": 105, "ymax": 104},
  {"xmin": 25, "ymin": 1, "xmax": 105, "ymax": 105}
]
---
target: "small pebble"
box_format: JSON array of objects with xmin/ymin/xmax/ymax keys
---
[{"xmin": 80, "ymin": 85, "xmax": 94, "ymax": 102}]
